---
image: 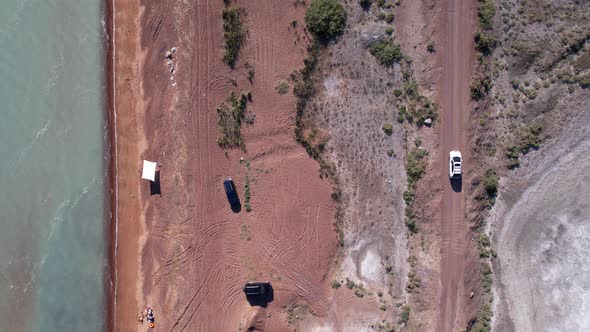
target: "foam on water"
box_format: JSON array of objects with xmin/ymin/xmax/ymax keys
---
[{"xmin": 0, "ymin": 1, "xmax": 108, "ymax": 330}]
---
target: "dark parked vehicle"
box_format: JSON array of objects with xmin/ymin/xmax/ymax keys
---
[
  {"xmin": 223, "ymin": 178, "xmax": 239, "ymax": 207},
  {"xmin": 243, "ymin": 282, "xmax": 270, "ymax": 296}
]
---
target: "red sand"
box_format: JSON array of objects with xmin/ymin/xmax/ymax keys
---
[
  {"xmin": 112, "ymin": 0, "xmax": 339, "ymax": 330},
  {"xmin": 111, "ymin": 0, "xmax": 145, "ymax": 330}
]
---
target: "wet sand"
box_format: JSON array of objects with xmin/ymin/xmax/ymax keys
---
[{"xmin": 110, "ymin": 0, "xmax": 146, "ymax": 330}]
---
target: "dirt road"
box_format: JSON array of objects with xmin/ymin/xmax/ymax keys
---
[{"xmin": 438, "ymin": 0, "xmax": 475, "ymax": 330}]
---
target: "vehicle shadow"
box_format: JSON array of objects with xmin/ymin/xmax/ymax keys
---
[
  {"xmin": 246, "ymin": 286, "xmax": 274, "ymax": 308},
  {"xmin": 231, "ymin": 201, "xmax": 242, "ymax": 213},
  {"xmin": 450, "ymin": 177, "xmax": 462, "ymax": 193},
  {"xmin": 150, "ymin": 171, "xmax": 162, "ymax": 196}
]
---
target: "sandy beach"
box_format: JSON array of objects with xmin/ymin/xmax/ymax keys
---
[{"xmin": 110, "ymin": 0, "xmax": 145, "ymax": 330}]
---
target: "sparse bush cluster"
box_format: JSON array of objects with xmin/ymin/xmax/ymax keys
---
[
  {"xmin": 427, "ymin": 41, "xmax": 436, "ymax": 53},
  {"xmin": 305, "ymin": 0, "xmax": 347, "ymax": 42},
  {"xmin": 471, "ymin": 0, "xmax": 496, "ymax": 102},
  {"xmin": 477, "ymin": 233, "xmax": 495, "ymax": 258},
  {"xmin": 481, "ymin": 262, "xmax": 493, "ymax": 293},
  {"xmin": 344, "ymin": 278, "xmax": 369, "ymax": 297},
  {"xmin": 244, "ymin": 175, "xmax": 251, "ymax": 212},
  {"xmin": 369, "ymin": 40, "xmax": 403, "ymax": 67},
  {"xmin": 483, "ymin": 169, "xmax": 498, "ymax": 198},
  {"xmin": 477, "ymin": 0, "xmax": 495, "ymax": 30},
  {"xmin": 470, "ymin": 69, "xmax": 492, "ymax": 100},
  {"xmin": 398, "ymin": 305, "xmax": 411, "ymax": 325},
  {"xmin": 294, "ymin": 45, "xmax": 322, "ymax": 159},
  {"xmin": 474, "ymin": 0, "xmax": 496, "ymax": 55},
  {"xmin": 387, "ymin": 148, "xmax": 395, "ymax": 157},
  {"xmin": 382, "ymin": 123, "xmax": 394, "ymax": 136},
  {"xmin": 474, "ymin": 27, "xmax": 496, "ymax": 56},
  {"xmin": 471, "ymin": 302, "xmax": 493, "ymax": 332},
  {"xmin": 292, "ymin": 40, "xmax": 348, "ymax": 247},
  {"xmin": 359, "ymin": 0, "xmax": 372, "ymax": 10},
  {"xmin": 216, "ymin": 91, "xmax": 251, "ymax": 149},
  {"xmin": 398, "ymin": 98, "xmax": 438, "ymax": 126},
  {"xmin": 396, "ymin": 71, "xmax": 439, "ymax": 125},
  {"xmin": 505, "ymin": 122, "xmax": 543, "ymax": 169},
  {"xmin": 406, "ymin": 148, "xmax": 428, "ymax": 187},
  {"xmin": 377, "ymin": 12, "xmax": 395, "ymax": 24},
  {"xmin": 222, "ymin": 6, "xmax": 247, "ymax": 68},
  {"xmin": 403, "ymin": 148, "xmax": 428, "ymax": 233},
  {"xmin": 275, "ymin": 80, "xmax": 290, "ymax": 95},
  {"xmin": 374, "ymin": 320, "xmax": 396, "ymax": 332},
  {"xmin": 405, "ymin": 271, "xmax": 421, "ymax": 293}
]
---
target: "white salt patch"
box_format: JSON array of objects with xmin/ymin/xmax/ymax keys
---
[{"xmin": 360, "ymin": 250, "xmax": 381, "ymax": 282}]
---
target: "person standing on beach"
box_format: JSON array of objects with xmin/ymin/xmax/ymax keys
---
[{"xmin": 137, "ymin": 312, "xmax": 144, "ymax": 325}]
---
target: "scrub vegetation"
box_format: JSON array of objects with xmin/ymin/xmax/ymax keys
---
[
  {"xmin": 222, "ymin": 6, "xmax": 247, "ymax": 68},
  {"xmin": 217, "ymin": 91, "xmax": 251, "ymax": 149},
  {"xmin": 305, "ymin": 0, "xmax": 347, "ymax": 42},
  {"xmin": 370, "ymin": 40, "xmax": 403, "ymax": 67}
]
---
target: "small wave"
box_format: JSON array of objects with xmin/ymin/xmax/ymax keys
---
[
  {"xmin": 43, "ymin": 54, "xmax": 65, "ymax": 95},
  {"xmin": 45, "ymin": 178, "xmax": 96, "ymax": 243},
  {"xmin": 7, "ymin": 119, "xmax": 53, "ymax": 171}
]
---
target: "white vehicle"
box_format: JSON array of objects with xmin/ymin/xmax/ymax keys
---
[{"xmin": 449, "ymin": 150, "xmax": 462, "ymax": 179}]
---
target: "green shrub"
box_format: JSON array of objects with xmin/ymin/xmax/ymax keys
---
[
  {"xmin": 403, "ymin": 190, "xmax": 413, "ymax": 204},
  {"xmin": 470, "ymin": 71, "xmax": 492, "ymax": 100},
  {"xmin": 382, "ymin": 123, "xmax": 394, "ymax": 135},
  {"xmin": 384, "ymin": 12, "xmax": 395, "ymax": 24},
  {"xmin": 483, "ymin": 169, "xmax": 499, "ymax": 197},
  {"xmin": 403, "ymin": 80, "xmax": 418, "ymax": 99},
  {"xmin": 427, "ymin": 41, "xmax": 436, "ymax": 53},
  {"xmin": 387, "ymin": 149, "xmax": 395, "ymax": 157},
  {"xmin": 398, "ymin": 305, "xmax": 411, "ymax": 324},
  {"xmin": 406, "ymin": 148, "xmax": 428, "ymax": 187},
  {"xmin": 407, "ymin": 255, "xmax": 417, "ymax": 268},
  {"xmin": 506, "ymin": 145, "xmax": 520, "ymax": 169},
  {"xmin": 244, "ymin": 175, "xmax": 252, "ymax": 212},
  {"xmin": 393, "ymin": 89, "xmax": 402, "ymax": 97},
  {"xmin": 505, "ymin": 122, "xmax": 542, "ymax": 169},
  {"xmin": 478, "ymin": 0, "xmax": 496, "ymax": 30},
  {"xmin": 370, "ymin": 40, "xmax": 402, "ymax": 66},
  {"xmin": 385, "ymin": 26, "xmax": 394, "ymax": 36},
  {"xmin": 474, "ymin": 31, "xmax": 496, "ymax": 55},
  {"xmin": 246, "ymin": 63, "xmax": 255, "ymax": 82},
  {"xmin": 275, "ymin": 80, "xmax": 290, "ymax": 94},
  {"xmin": 405, "ymin": 218, "xmax": 418, "ymax": 234},
  {"xmin": 481, "ymin": 262, "xmax": 492, "ymax": 292},
  {"xmin": 519, "ymin": 122, "xmax": 543, "ymax": 154},
  {"xmin": 217, "ymin": 91, "xmax": 249, "ymax": 148},
  {"xmin": 575, "ymin": 74, "xmax": 590, "ymax": 88},
  {"xmin": 359, "ymin": 0, "xmax": 372, "ymax": 10},
  {"xmin": 331, "ymin": 280, "xmax": 341, "ymax": 288},
  {"xmin": 294, "ymin": 44, "xmax": 321, "ymax": 158},
  {"xmin": 471, "ymin": 302, "xmax": 493, "ymax": 332},
  {"xmin": 305, "ymin": 0, "xmax": 347, "ymax": 42},
  {"xmin": 523, "ymin": 88, "xmax": 537, "ymax": 100},
  {"xmin": 405, "ymin": 271, "xmax": 421, "ymax": 292},
  {"xmin": 222, "ymin": 7, "xmax": 247, "ymax": 68}
]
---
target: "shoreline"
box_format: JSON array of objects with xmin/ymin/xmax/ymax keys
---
[
  {"xmin": 107, "ymin": 0, "xmax": 146, "ymax": 330},
  {"xmin": 104, "ymin": 0, "xmax": 115, "ymax": 329}
]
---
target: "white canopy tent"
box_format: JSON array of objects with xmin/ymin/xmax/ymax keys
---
[{"xmin": 142, "ymin": 160, "xmax": 157, "ymax": 181}]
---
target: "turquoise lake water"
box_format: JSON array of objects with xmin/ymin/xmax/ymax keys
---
[{"xmin": 0, "ymin": 1, "xmax": 108, "ymax": 330}]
